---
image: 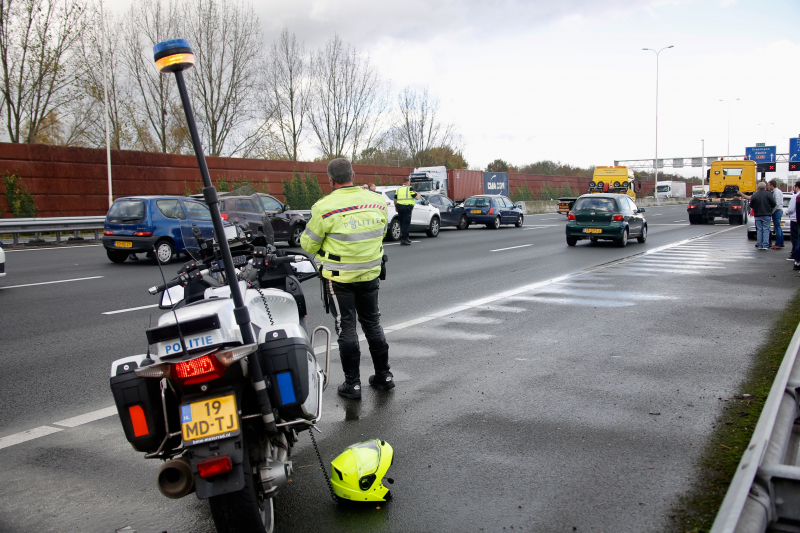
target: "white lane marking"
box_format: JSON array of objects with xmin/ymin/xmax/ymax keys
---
[
  {"xmin": 0, "ymin": 276, "xmax": 103, "ymax": 290},
  {"xmin": 0, "ymin": 225, "xmax": 742, "ymax": 452},
  {"xmin": 0, "ymin": 426, "xmax": 62, "ymax": 450},
  {"xmin": 383, "ymin": 240, "xmax": 420, "ymax": 246},
  {"xmin": 3, "ymin": 244, "xmax": 103, "ymax": 253},
  {"xmin": 103, "ymin": 304, "xmax": 159, "ymax": 315},
  {"xmin": 650, "ymin": 224, "xmax": 689, "ymax": 226},
  {"xmin": 53, "ymin": 406, "xmax": 118, "ymax": 428},
  {"xmin": 491, "ymin": 244, "xmax": 534, "ymax": 252},
  {"xmin": 523, "ymin": 224, "xmax": 557, "ymax": 227},
  {"xmin": 653, "ymin": 214, "xmax": 663, "ymax": 216}
]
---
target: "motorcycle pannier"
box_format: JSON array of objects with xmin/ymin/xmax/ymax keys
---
[
  {"xmin": 258, "ymin": 329, "xmax": 319, "ymax": 421},
  {"xmin": 109, "ymin": 356, "xmax": 166, "ymax": 453}
]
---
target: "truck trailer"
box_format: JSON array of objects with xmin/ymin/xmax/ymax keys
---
[
  {"xmin": 656, "ymin": 181, "xmax": 686, "ymax": 198},
  {"xmin": 686, "ymin": 160, "xmax": 755, "ymax": 225}
]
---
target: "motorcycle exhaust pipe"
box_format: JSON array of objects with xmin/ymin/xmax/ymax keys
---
[{"xmin": 157, "ymin": 457, "xmax": 194, "ymax": 499}]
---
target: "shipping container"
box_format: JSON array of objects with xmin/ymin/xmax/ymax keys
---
[
  {"xmin": 483, "ymin": 172, "xmax": 509, "ymax": 197},
  {"xmin": 446, "ymin": 169, "xmax": 484, "ymax": 202}
]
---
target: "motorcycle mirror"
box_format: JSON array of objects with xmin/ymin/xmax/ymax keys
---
[{"xmin": 192, "ymin": 226, "xmax": 202, "ymax": 237}]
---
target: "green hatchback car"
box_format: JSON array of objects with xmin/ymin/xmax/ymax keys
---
[{"xmin": 565, "ymin": 194, "xmax": 647, "ymax": 247}]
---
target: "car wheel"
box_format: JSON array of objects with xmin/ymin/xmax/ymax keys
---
[
  {"xmin": 106, "ymin": 249, "xmax": 128, "ymax": 263},
  {"xmin": 152, "ymin": 239, "xmax": 174, "ymax": 265},
  {"xmin": 747, "ymin": 231, "xmax": 756, "ymax": 241},
  {"xmin": 566, "ymin": 236, "xmax": 578, "ymax": 246},
  {"xmin": 491, "ymin": 216, "xmax": 501, "ymax": 229},
  {"xmin": 288, "ymin": 224, "xmax": 303, "ymax": 247},
  {"xmin": 385, "ymin": 218, "xmax": 401, "ymax": 242},
  {"xmin": 457, "ymin": 215, "xmax": 468, "ymax": 230},
  {"xmin": 616, "ymin": 228, "xmax": 628, "ymax": 248},
  {"xmin": 426, "ymin": 216, "xmax": 440, "ymax": 238},
  {"xmin": 515, "ymin": 214, "xmax": 523, "ymax": 228},
  {"xmin": 637, "ymin": 224, "xmax": 647, "ymax": 243},
  {"xmin": 688, "ymin": 214, "xmax": 702, "ymax": 225}
]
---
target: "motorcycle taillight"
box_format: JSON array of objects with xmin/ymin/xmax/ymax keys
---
[{"xmin": 172, "ymin": 354, "xmax": 227, "ymax": 386}]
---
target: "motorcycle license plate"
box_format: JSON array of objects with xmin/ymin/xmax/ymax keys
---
[
  {"xmin": 471, "ymin": 209, "xmax": 482, "ymax": 213},
  {"xmin": 180, "ymin": 394, "xmax": 239, "ymax": 445},
  {"xmin": 115, "ymin": 241, "xmax": 133, "ymax": 248},
  {"xmin": 583, "ymin": 228, "xmax": 602, "ymax": 234}
]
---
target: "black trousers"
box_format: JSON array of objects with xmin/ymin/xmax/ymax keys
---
[
  {"xmin": 791, "ymin": 221, "xmax": 799, "ymax": 259},
  {"xmin": 397, "ymin": 204, "xmax": 413, "ymax": 240},
  {"xmin": 324, "ymin": 278, "xmax": 389, "ymax": 383}
]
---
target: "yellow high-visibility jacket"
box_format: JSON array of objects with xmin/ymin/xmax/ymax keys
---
[
  {"xmin": 395, "ymin": 185, "xmax": 417, "ymax": 205},
  {"xmin": 300, "ymin": 186, "xmax": 388, "ymax": 282}
]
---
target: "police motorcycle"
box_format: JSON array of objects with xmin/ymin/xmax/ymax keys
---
[{"xmin": 109, "ymin": 218, "xmax": 331, "ymax": 532}]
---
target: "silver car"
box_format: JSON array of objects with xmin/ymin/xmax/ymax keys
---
[{"xmin": 747, "ymin": 194, "xmax": 792, "ymax": 241}]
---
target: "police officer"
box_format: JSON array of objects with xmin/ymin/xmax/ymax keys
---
[
  {"xmin": 394, "ymin": 177, "xmax": 418, "ymax": 245},
  {"xmin": 300, "ymin": 158, "xmax": 393, "ymax": 399}
]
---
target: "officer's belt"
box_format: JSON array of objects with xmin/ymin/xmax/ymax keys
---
[{"xmin": 318, "ymin": 249, "xmax": 342, "ymax": 261}]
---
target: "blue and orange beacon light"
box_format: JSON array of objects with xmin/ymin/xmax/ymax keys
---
[{"xmin": 153, "ymin": 39, "xmax": 195, "ymax": 73}]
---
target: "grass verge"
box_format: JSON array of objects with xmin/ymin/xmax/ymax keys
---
[{"xmin": 668, "ymin": 286, "xmax": 800, "ymax": 532}]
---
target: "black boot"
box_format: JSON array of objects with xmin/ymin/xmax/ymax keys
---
[
  {"xmin": 337, "ymin": 381, "xmax": 362, "ymax": 399},
  {"xmin": 369, "ymin": 348, "xmax": 394, "ymax": 390},
  {"xmin": 338, "ymin": 350, "xmax": 362, "ymax": 399}
]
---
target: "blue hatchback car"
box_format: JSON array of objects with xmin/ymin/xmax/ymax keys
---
[
  {"xmin": 102, "ymin": 196, "xmax": 216, "ymax": 264},
  {"xmin": 464, "ymin": 195, "xmax": 524, "ymax": 229}
]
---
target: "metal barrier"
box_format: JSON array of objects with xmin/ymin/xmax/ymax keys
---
[
  {"xmin": 711, "ymin": 323, "xmax": 800, "ymax": 533},
  {"xmin": 0, "ymin": 217, "xmax": 105, "ymax": 245}
]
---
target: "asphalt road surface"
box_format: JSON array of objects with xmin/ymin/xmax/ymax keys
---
[{"xmin": 1, "ymin": 205, "xmax": 797, "ymax": 533}]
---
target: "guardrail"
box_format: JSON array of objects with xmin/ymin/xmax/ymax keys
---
[
  {"xmin": 711, "ymin": 323, "xmax": 800, "ymax": 532},
  {"xmin": 0, "ymin": 216, "xmax": 105, "ymax": 245}
]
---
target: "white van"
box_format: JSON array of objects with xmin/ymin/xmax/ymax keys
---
[{"xmin": 374, "ymin": 186, "xmax": 441, "ymax": 240}]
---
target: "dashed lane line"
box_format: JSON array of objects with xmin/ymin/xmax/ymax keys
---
[
  {"xmin": 491, "ymin": 244, "xmax": 534, "ymax": 252},
  {"xmin": 102, "ymin": 304, "xmax": 159, "ymax": 315},
  {"xmin": 0, "ymin": 225, "xmax": 742, "ymax": 452},
  {"xmin": 0, "ymin": 276, "xmax": 103, "ymax": 290}
]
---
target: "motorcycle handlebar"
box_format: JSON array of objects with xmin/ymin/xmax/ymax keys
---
[{"xmin": 148, "ymin": 268, "xmax": 210, "ymax": 294}]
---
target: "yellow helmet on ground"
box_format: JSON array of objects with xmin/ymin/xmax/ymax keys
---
[{"xmin": 331, "ymin": 439, "xmax": 394, "ymax": 502}]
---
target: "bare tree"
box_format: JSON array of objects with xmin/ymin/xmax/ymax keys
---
[
  {"xmin": 265, "ymin": 28, "xmax": 309, "ymax": 161},
  {"xmin": 0, "ymin": 0, "xmax": 88, "ymax": 143},
  {"xmin": 308, "ymin": 34, "xmax": 387, "ymax": 161},
  {"xmin": 73, "ymin": 6, "xmax": 135, "ymax": 150},
  {"xmin": 182, "ymin": 0, "xmax": 265, "ymax": 157},
  {"xmin": 396, "ymin": 86, "xmax": 455, "ymax": 167},
  {"xmin": 120, "ymin": 0, "xmax": 188, "ymax": 153}
]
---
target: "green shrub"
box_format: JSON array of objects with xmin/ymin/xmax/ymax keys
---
[
  {"xmin": 281, "ymin": 170, "xmax": 325, "ymax": 210},
  {"xmin": 3, "ymin": 172, "xmax": 37, "ymax": 218}
]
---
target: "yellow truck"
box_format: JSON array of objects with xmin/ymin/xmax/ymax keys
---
[
  {"xmin": 686, "ymin": 160, "xmax": 756, "ymax": 225},
  {"xmin": 558, "ymin": 166, "xmax": 640, "ymax": 214}
]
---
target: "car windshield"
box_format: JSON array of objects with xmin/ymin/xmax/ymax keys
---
[
  {"xmin": 573, "ymin": 197, "xmax": 617, "ymax": 212},
  {"xmin": 465, "ymin": 197, "xmax": 490, "ymax": 207},
  {"xmin": 108, "ymin": 200, "xmax": 146, "ymax": 221}
]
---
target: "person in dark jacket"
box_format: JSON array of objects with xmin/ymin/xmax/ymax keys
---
[{"xmin": 740, "ymin": 181, "xmax": 777, "ymax": 250}]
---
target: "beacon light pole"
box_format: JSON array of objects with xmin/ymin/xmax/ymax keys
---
[{"xmin": 153, "ymin": 39, "xmax": 278, "ymax": 436}]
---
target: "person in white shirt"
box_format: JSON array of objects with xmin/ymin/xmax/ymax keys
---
[
  {"xmin": 768, "ymin": 179, "xmax": 785, "ymax": 250},
  {"xmin": 784, "ymin": 181, "xmax": 800, "ymax": 269}
]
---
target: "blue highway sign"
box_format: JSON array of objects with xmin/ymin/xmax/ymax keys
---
[
  {"xmin": 790, "ymin": 138, "xmax": 800, "ymax": 162},
  {"xmin": 746, "ymin": 145, "xmax": 776, "ymax": 163}
]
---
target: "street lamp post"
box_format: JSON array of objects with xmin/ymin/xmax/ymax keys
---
[
  {"xmin": 153, "ymin": 39, "xmax": 278, "ymax": 437},
  {"xmin": 758, "ymin": 122, "xmax": 774, "ymax": 144},
  {"xmin": 719, "ymin": 98, "xmax": 740, "ymax": 156},
  {"xmin": 643, "ymin": 45, "xmax": 674, "ymax": 206}
]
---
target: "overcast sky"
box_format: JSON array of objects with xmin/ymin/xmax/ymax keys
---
[{"xmin": 115, "ymin": 0, "xmax": 800, "ymax": 179}]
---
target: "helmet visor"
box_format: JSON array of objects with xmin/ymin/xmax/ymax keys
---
[{"xmin": 348, "ymin": 440, "xmax": 382, "ymax": 488}]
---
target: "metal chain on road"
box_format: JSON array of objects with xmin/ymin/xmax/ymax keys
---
[{"xmin": 309, "ymin": 428, "xmax": 337, "ymax": 503}]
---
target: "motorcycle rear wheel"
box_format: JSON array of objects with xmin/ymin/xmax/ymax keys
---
[{"xmin": 209, "ymin": 434, "xmax": 275, "ymax": 533}]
